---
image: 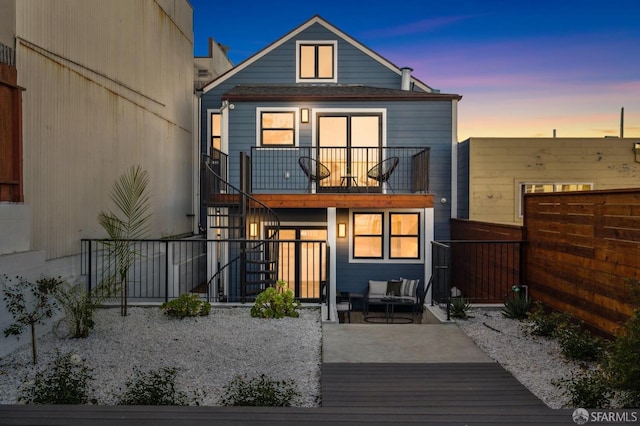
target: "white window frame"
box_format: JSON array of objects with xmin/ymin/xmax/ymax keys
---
[
  {"xmin": 348, "ymin": 209, "xmax": 424, "ymax": 264},
  {"xmin": 518, "ymin": 181, "xmax": 593, "ymax": 217},
  {"xmin": 311, "ymin": 108, "xmax": 387, "ymax": 148},
  {"xmin": 255, "ymin": 107, "xmax": 300, "ymax": 147},
  {"xmin": 296, "ymin": 40, "xmax": 338, "ymax": 83}
]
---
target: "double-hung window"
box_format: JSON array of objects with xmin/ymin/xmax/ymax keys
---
[
  {"xmin": 353, "ymin": 213, "xmax": 383, "ymax": 258},
  {"xmin": 390, "ymin": 213, "xmax": 420, "ymax": 259},
  {"xmin": 297, "ymin": 41, "xmax": 337, "ymax": 82},
  {"xmin": 260, "ymin": 111, "xmax": 296, "ymax": 146}
]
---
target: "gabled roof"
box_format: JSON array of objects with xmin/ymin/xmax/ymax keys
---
[
  {"xmin": 202, "ymin": 15, "xmax": 442, "ymax": 95},
  {"xmin": 222, "ymin": 84, "xmax": 462, "ymax": 101}
]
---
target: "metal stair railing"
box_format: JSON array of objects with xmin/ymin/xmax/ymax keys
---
[{"xmin": 202, "ymin": 152, "xmax": 281, "ymax": 302}]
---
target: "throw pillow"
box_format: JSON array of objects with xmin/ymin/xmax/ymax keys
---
[
  {"xmin": 369, "ymin": 280, "xmax": 388, "ymax": 297},
  {"xmin": 401, "ymin": 279, "xmax": 419, "ymax": 298},
  {"xmin": 387, "ymin": 280, "xmax": 402, "ymax": 296}
]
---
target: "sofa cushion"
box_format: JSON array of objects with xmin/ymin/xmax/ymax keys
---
[
  {"xmin": 387, "ymin": 280, "xmax": 402, "ymax": 296},
  {"xmin": 368, "ymin": 280, "xmax": 388, "ymax": 298},
  {"xmin": 401, "ymin": 278, "xmax": 420, "ymax": 298}
]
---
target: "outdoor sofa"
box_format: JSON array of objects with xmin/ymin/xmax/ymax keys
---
[{"xmin": 364, "ymin": 278, "xmax": 422, "ymax": 315}]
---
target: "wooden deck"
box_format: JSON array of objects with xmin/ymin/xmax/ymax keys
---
[{"xmin": 0, "ymin": 362, "xmax": 577, "ymax": 425}]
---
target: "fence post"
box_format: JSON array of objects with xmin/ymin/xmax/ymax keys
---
[
  {"xmin": 165, "ymin": 240, "xmax": 169, "ymax": 303},
  {"xmin": 87, "ymin": 240, "xmax": 92, "ymax": 294}
]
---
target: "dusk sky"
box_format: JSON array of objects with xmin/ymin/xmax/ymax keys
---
[{"xmin": 190, "ymin": 0, "xmax": 640, "ymax": 140}]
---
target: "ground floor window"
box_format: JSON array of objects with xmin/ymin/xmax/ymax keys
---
[
  {"xmin": 390, "ymin": 213, "xmax": 420, "ymax": 259},
  {"xmin": 353, "ymin": 213, "xmax": 383, "ymax": 258},
  {"xmin": 351, "ymin": 210, "xmax": 422, "ymax": 262}
]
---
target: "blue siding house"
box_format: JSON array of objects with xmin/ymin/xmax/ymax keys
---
[{"xmin": 199, "ymin": 15, "xmax": 461, "ymax": 317}]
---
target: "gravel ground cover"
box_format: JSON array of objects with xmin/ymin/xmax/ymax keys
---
[
  {"xmin": 0, "ymin": 307, "xmax": 322, "ymax": 406},
  {"xmin": 454, "ymin": 307, "xmax": 590, "ymax": 409},
  {"xmin": 0, "ymin": 305, "xmax": 588, "ymax": 409}
]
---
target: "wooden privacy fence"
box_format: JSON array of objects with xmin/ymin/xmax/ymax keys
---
[{"xmin": 524, "ymin": 189, "xmax": 640, "ymax": 337}]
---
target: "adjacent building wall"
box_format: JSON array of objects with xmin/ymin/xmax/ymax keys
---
[
  {"xmin": 194, "ymin": 38, "xmax": 233, "ymax": 90},
  {"xmin": 458, "ymin": 137, "xmax": 640, "ymax": 225},
  {"xmin": 0, "ymin": 0, "xmax": 195, "ymax": 357},
  {"xmin": 8, "ymin": 0, "xmax": 194, "ymax": 262}
]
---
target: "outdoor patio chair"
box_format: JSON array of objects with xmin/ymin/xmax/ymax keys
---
[
  {"xmin": 298, "ymin": 156, "xmax": 331, "ymax": 193},
  {"xmin": 336, "ymin": 291, "xmax": 352, "ymax": 323},
  {"xmin": 367, "ymin": 157, "xmax": 399, "ymax": 193}
]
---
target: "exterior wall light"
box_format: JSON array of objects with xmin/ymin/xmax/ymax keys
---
[
  {"xmin": 634, "ymin": 143, "xmax": 640, "ymax": 163},
  {"xmin": 249, "ymin": 222, "xmax": 258, "ymax": 237},
  {"xmin": 338, "ymin": 223, "xmax": 346, "ymax": 238},
  {"xmin": 301, "ymin": 108, "xmax": 309, "ymax": 123}
]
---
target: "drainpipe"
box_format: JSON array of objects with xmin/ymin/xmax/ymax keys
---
[{"xmin": 401, "ymin": 67, "xmax": 413, "ymax": 91}]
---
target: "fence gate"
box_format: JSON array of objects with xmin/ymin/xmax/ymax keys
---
[{"xmin": 431, "ymin": 241, "xmax": 450, "ymax": 304}]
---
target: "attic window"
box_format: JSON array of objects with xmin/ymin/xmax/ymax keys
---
[{"xmin": 296, "ymin": 41, "xmax": 337, "ymax": 83}]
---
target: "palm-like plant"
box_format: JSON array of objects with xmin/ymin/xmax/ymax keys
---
[{"xmin": 98, "ymin": 165, "xmax": 152, "ymax": 316}]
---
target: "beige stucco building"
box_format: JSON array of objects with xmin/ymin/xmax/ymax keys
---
[{"xmin": 457, "ymin": 137, "xmax": 640, "ymax": 225}]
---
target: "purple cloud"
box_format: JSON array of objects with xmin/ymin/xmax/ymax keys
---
[{"xmin": 362, "ymin": 16, "xmax": 472, "ymax": 38}]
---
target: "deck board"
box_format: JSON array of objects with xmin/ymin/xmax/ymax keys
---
[{"xmin": 0, "ymin": 362, "xmax": 577, "ymax": 425}]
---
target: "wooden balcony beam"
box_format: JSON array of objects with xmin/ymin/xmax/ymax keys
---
[{"xmin": 253, "ymin": 193, "xmax": 434, "ymax": 209}]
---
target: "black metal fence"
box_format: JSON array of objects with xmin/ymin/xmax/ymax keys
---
[
  {"xmin": 431, "ymin": 240, "xmax": 525, "ymax": 309},
  {"xmin": 250, "ymin": 146, "xmax": 429, "ymax": 193},
  {"xmin": 81, "ymin": 237, "xmax": 327, "ymax": 304}
]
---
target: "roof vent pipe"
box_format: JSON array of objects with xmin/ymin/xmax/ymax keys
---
[{"xmin": 401, "ymin": 67, "xmax": 413, "ymax": 91}]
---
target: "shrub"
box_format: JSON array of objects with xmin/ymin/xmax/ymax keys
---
[
  {"xmin": 554, "ymin": 369, "xmax": 611, "ymax": 409},
  {"xmin": 527, "ymin": 301, "xmax": 571, "ymax": 337},
  {"xmin": 117, "ymin": 367, "xmax": 198, "ymax": 406},
  {"xmin": 220, "ymin": 374, "xmax": 299, "ymax": 407},
  {"xmin": 20, "ymin": 351, "xmax": 94, "ymax": 404},
  {"xmin": 251, "ymin": 280, "xmax": 300, "ymax": 319},
  {"xmin": 555, "ymin": 321, "xmax": 606, "ymax": 362},
  {"xmin": 450, "ymin": 297, "xmax": 471, "ymax": 319},
  {"xmin": 603, "ymin": 279, "xmax": 640, "ymax": 408},
  {"xmin": 161, "ymin": 293, "xmax": 211, "ymax": 319},
  {"xmin": 501, "ymin": 288, "xmax": 531, "ymax": 320},
  {"xmin": 53, "ymin": 279, "xmax": 103, "ymax": 338}
]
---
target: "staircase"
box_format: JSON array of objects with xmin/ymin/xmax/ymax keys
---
[{"xmin": 202, "ymin": 151, "xmax": 280, "ymax": 302}]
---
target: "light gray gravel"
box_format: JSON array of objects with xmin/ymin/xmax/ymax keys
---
[
  {"xmin": 1, "ymin": 305, "xmax": 590, "ymax": 409},
  {"xmin": 454, "ymin": 307, "xmax": 592, "ymax": 409},
  {"xmin": 0, "ymin": 306, "xmax": 322, "ymax": 406}
]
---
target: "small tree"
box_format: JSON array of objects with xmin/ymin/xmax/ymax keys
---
[
  {"xmin": 2, "ymin": 275, "xmax": 60, "ymax": 364},
  {"xmin": 98, "ymin": 165, "xmax": 152, "ymax": 316}
]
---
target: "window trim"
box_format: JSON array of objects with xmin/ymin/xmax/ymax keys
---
[
  {"xmin": 352, "ymin": 212, "xmax": 384, "ymax": 259},
  {"xmin": 518, "ymin": 182, "xmax": 593, "ymax": 217},
  {"xmin": 389, "ymin": 212, "xmax": 421, "ymax": 260},
  {"xmin": 349, "ymin": 209, "xmax": 424, "ymax": 264},
  {"xmin": 255, "ymin": 108, "xmax": 300, "ymax": 147},
  {"xmin": 296, "ymin": 40, "xmax": 338, "ymax": 83}
]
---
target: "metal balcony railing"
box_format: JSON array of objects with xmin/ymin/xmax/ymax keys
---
[{"xmin": 250, "ymin": 146, "xmax": 429, "ymax": 194}]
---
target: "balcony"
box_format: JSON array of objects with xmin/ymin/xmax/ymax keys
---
[{"xmin": 249, "ymin": 147, "xmax": 429, "ymax": 194}]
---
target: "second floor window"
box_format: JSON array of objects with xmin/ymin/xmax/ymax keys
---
[
  {"xmin": 297, "ymin": 41, "xmax": 336, "ymax": 82},
  {"xmin": 261, "ymin": 111, "xmax": 295, "ymax": 146},
  {"xmin": 210, "ymin": 112, "xmax": 221, "ymax": 152}
]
